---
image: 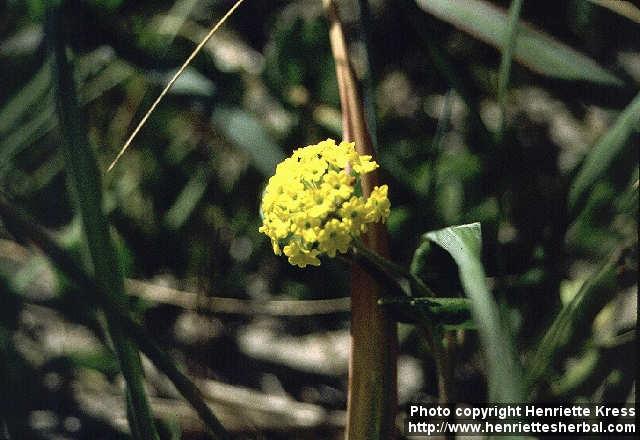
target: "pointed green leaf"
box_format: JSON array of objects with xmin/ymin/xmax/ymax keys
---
[
  {"xmin": 0, "ymin": 51, "xmax": 132, "ymax": 177},
  {"xmin": 211, "ymin": 107, "xmax": 285, "ymax": 177},
  {"xmin": 569, "ymin": 93, "xmax": 640, "ymax": 215},
  {"xmin": 0, "ymin": 196, "xmax": 231, "ymax": 439},
  {"xmin": 525, "ymin": 245, "xmax": 631, "ymax": 391},
  {"xmin": 424, "ymin": 223, "xmax": 525, "ymax": 402},
  {"xmin": 47, "ymin": 7, "xmax": 158, "ymax": 438},
  {"xmin": 415, "ymin": 0, "xmax": 623, "ymax": 85},
  {"xmin": 164, "ymin": 167, "xmax": 210, "ymax": 230},
  {"xmin": 497, "ymin": 0, "xmax": 523, "ymax": 141},
  {"xmin": 0, "ymin": 57, "xmax": 52, "ymax": 135},
  {"xmin": 587, "ymin": 0, "xmax": 640, "ymax": 24}
]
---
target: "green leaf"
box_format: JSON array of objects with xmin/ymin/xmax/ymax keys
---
[
  {"xmin": 402, "ymin": 3, "xmax": 495, "ymax": 152},
  {"xmin": 47, "ymin": 7, "xmax": 159, "ymax": 439},
  {"xmin": 68, "ymin": 349, "xmax": 121, "ymax": 377},
  {"xmin": 587, "ymin": 0, "xmax": 640, "ymax": 24},
  {"xmin": 379, "ymin": 296, "xmax": 475, "ymax": 330},
  {"xmin": 415, "ymin": 0, "xmax": 623, "ymax": 85},
  {"xmin": 497, "ymin": 0, "xmax": 523, "ymax": 141},
  {"xmin": 424, "ymin": 223, "xmax": 525, "ymax": 402},
  {"xmin": 568, "ymin": 93, "xmax": 640, "ymax": 215},
  {"xmin": 410, "ymin": 239, "xmax": 432, "ymax": 278},
  {"xmin": 0, "ymin": 51, "xmax": 132, "ymax": 178},
  {"xmin": 525, "ymin": 245, "xmax": 631, "ymax": 391},
  {"xmin": 164, "ymin": 167, "xmax": 210, "ymax": 230},
  {"xmin": 0, "ymin": 196, "xmax": 231, "ymax": 439},
  {"xmin": 164, "ymin": 67, "xmax": 215, "ymax": 97},
  {"xmin": 211, "ymin": 107, "xmax": 285, "ymax": 177},
  {"xmin": 0, "ymin": 57, "xmax": 52, "ymax": 136},
  {"xmin": 0, "ymin": 101, "xmax": 56, "ymax": 177}
]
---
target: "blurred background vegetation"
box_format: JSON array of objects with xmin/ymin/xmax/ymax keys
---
[{"xmin": 0, "ymin": 0, "xmax": 638, "ymax": 438}]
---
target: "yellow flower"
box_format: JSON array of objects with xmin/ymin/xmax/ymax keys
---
[
  {"xmin": 321, "ymin": 170, "xmax": 354, "ymax": 201},
  {"xmin": 303, "ymin": 158, "xmax": 328, "ymax": 182},
  {"xmin": 318, "ymin": 219, "xmax": 352, "ymax": 257},
  {"xmin": 365, "ymin": 185, "xmax": 391, "ymax": 223},
  {"xmin": 303, "ymin": 188, "xmax": 334, "ymax": 219},
  {"xmin": 283, "ymin": 241, "xmax": 321, "ymax": 267},
  {"xmin": 353, "ymin": 154, "xmax": 378, "ymax": 174},
  {"xmin": 339, "ymin": 196, "xmax": 368, "ymax": 233},
  {"xmin": 259, "ymin": 139, "xmax": 391, "ymax": 267},
  {"xmin": 292, "ymin": 214, "xmax": 321, "ymax": 243}
]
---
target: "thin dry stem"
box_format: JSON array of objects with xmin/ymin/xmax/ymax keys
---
[{"xmin": 107, "ymin": 0, "xmax": 246, "ymax": 172}]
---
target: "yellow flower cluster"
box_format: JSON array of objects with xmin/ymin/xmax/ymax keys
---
[{"xmin": 259, "ymin": 139, "xmax": 391, "ymax": 267}]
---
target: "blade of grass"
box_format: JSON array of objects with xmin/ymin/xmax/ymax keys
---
[
  {"xmin": 0, "ymin": 57, "xmax": 52, "ymax": 136},
  {"xmin": 525, "ymin": 244, "xmax": 633, "ymax": 393},
  {"xmin": 415, "ymin": 0, "xmax": 622, "ymax": 85},
  {"xmin": 163, "ymin": 167, "xmax": 210, "ymax": 230},
  {"xmin": 46, "ymin": 6, "xmax": 158, "ymax": 439},
  {"xmin": 553, "ymin": 333, "xmax": 636, "ymax": 399},
  {"xmin": 568, "ymin": 92, "xmax": 640, "ymax": 217},
  {"xmin": 399, "ymin": 0, "xmax": 494, "ymax": 153},
  {"xmin": 0, "ymin": 195, "xmax": 231, "ymax": 440},
  {"xmin": 0, "ymin": 54, "xmax": 132, "ymax": 178},
  {"xmin": 427, "ymin": 89, "xmax": 453, "ymax": 197},
  {"xmin": 430, "ymin": 89, "xmax": 454, "ymax": 154},
  {"xmin": 424, "ymin": 223, "xmax": 525, "ymax": 402},
  {"xmin": 587, "ymin": 0, "xmax": 640, "ymax": 24},
  {"xmin": 0, "ymin": 100, "xmax": 56, "ymax": 178},
  {"xmin": 496, "ymin": 0, "xmax": 523, "ymax": 143}
]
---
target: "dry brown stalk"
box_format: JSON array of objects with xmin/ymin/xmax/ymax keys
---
[{"xmin": 323, "ymin": 1, "xmax": 398, "ymax": 438}]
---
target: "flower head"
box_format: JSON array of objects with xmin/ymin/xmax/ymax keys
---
[{"xmin": 259, "ymin": 139, "xmax": 391, "ymax": 267}]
